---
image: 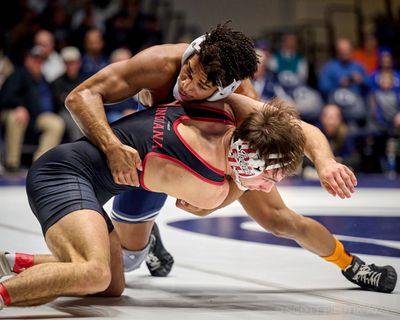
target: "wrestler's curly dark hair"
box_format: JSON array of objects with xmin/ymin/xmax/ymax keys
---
[{"xmin": 199, "ymin": 22, "xmax": 258, "ymax": 86}]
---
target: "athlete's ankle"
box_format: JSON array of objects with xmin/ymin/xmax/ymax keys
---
[
  {"xmin": 6, "ymin": 253, "xmax": 34, "ymax": 273},
  {"xmin": 321, "ymin": 239, "xmax": 353, "ymax": 270}
]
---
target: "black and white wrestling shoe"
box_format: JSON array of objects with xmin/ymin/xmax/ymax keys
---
[
  {"xmin": 342, "ymin": 255, "xmax": 397, "ymax": 293},
  {"xmin": 146, "ymin": 223, "xmax": 174, "ymax": 277}
]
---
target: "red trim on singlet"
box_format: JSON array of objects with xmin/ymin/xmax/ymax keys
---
[
  {"xmin": 157, "ymin": 101, "xmax": 236, "ymax": 124},
  {"xmin": 140, "ymin": 152, "xmax": 225, "ymax": 191},
  {"xmin": 173, "ymin": 116, "xmax": 229, "ymax": 176}
]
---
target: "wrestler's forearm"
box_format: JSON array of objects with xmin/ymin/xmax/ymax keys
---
[
  {"xmin": 300, "ymin": 121, "xmax": 335, "ymax": 169},
  {"xmin": 65, "ymin": 88, "xmax": 122, "ymax": 153},
  {"xmin": 226, "ymin": 94, "xmax": 335, "ymax": 166}
]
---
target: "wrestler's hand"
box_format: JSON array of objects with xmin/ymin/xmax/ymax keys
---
[
  {"xmin": 175, "ymin": 199, "xmax": 213, "ymax": 216},
  {"xmin": 106, "ymin": 144, "xmax": 143, "ymax": 186},
  {"xmin": 316, "ymin": 158, "xmax": 357, "ymax": 199}
]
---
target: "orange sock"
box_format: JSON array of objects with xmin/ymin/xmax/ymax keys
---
[{"xmin": 321, "ymin": 238, "xmax": 353, "ymax": 270}]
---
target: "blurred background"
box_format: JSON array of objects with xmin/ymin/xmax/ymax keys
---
[{"xmin": 0, "ymin": 0, "xmax": 400, "ymax": 182}]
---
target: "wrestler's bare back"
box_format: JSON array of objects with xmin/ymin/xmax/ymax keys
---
[{"xmin": 142, "ymin": 102, "xmax": 235, "ymax": 210}]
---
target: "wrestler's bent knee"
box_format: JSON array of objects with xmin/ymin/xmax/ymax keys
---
[{"xmin": 80, "ymin": 261, "xmax": 112, "ymax": 294}]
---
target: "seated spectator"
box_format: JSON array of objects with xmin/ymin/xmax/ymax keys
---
[
  {"xmin": 328, "ymin": 87, "xmax": 368, "ymax": 126},
  {"xmin": 105, "ymin": 48, "xmax": 140, "ymax": 123},
  {"xmin": 320, "ymin": 104, "xmax": 360, "ymax": 169},
  {"xmin": 370, "ymin": 71, "xmax": 400, "ymax": 134},
  {"xmin": 79, "ymin": 28, "xmax": 109, "ymax": 80},
  {"xmin": 0, "ymin": 46, "xmax": 65, "ymax": 173},
  {"xmin": 0, "ymin": 49, "xmax": 13, "ymax": 90},
  {"xmin": 319, "ymin": 38, "xmax": 369, "ymax": 125},
  {"xmin": 369, "ymin": 71, "xmax": 400, "ymax": 176},
  {"xmin": 267, "ymin": 36, "xmax": 322, "ymax": 123},
  {"xmin": 34, "ymin": 29, "xmax": 65, "ymax": 83},
  {"xmin": 287, "ymin": 85, "xmax": 324, "ymax": 124},
  {"xmin": 319, "ymin": 38, "xmax": 369, "ymax": 98},
  {"xmin": 251, "ymin": 47, "xmax": 278, "ymax": 101},
  {"xmin": 270, "ymin": 33, "xmax": 308, "ymax": 84},
  {"xmin": 370, "ymin": 49, "xmax": 400, "ymax": 92},
  {"xmin": 274, "ymin": 79, "xmax": 323, "ymax": 124},
  {"xmin": 303, "ymin": 104, "xmax": 360, "ymax": 178},
  {"xmin": 352, "ymin": 34, "xmax": 379, "ymax": 75},
  {"xmin": 52, "ymin": 46, "xmax": 84, "ymax": 141}
]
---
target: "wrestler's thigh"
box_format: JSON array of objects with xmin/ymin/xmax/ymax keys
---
[{"xmin": 45, "ymin": 209, "xmax": 112, "ymax": 264}]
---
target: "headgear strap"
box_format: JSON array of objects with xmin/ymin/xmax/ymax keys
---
[{"xmin": 228, "ymin": 138, "xmax": 290, "ymax": 177}]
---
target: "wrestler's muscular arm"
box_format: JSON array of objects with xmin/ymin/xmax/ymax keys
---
[
  {"xmin": 65, "ymin": 44, "xmax": 185, "ymax": 186},
  {"xmin": 225, "ymin": 93, "xmax": 357, "ymax": 198}
]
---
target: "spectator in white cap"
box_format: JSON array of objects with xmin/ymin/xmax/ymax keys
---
[{"xmin": 51, "ymin": 46, "xmax": 84, "ymax": 141}]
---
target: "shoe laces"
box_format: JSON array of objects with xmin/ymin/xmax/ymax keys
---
[
  {"xmin": 146, "ymin": 252, "xmax": 161, "ymax": 271},
  {"xmin": 353, "ymin": 264, "xmax": 382, "ymax": 287}
]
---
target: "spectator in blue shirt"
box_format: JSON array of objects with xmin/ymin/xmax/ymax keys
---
[
  {"xmin": 369, "ymin": 71, "xmax": 400, "ymax": 135},
  {"xmin": 370, "ymin": 49, "xmax": 400, "ymax": 93},
  {"xmin": 319, "ymin": 38, "xmax": 369, "ymax": 99}
]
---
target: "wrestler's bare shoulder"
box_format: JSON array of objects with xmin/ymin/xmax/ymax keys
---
[
  {"xmin": 131, "ymin": 43, "xmax": 188, "ymax": 74},
  {"xmin": 143, "ymin": 155, "xmax": 229, "ymax": 210}
]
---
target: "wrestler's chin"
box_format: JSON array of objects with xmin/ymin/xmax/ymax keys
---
[{"xmin": 179, "ymin": 92, "xmax": 193, "ymax": 101}]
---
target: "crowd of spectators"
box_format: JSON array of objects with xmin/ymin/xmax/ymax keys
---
[
  {"xmin": 253, "ymin": 32, "xmax": 400, "ymax": 179},
  {"xmin": 0, "ymin": 0, "xmax": 161, "ymax": 174},
  {"xmin": 0, "ymin": 0, "xmax": 399, "ymax": 179}
]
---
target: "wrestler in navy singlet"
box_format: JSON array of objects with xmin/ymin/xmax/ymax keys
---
[{"xmin": 26, "ymin": 103, "xmax": 234, "ymax": 234}]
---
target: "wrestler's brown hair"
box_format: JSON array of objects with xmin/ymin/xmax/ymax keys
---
[
  {"xmin": 199, "ymin": 22, "xmax": 258, "ymax": 86},
  {"xmin": 234, "ymin": 98, "xmax": 305, "ymax": 177}
]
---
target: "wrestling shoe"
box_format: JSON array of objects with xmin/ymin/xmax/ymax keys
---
[
  {"xmin": 342, "ymin": 255, "xmax": 397, "ymax": 293},
  {"xmin": 0, "ymin": 252, "xmax": 13, "ymax": 278},
  {"xmin": 146, "ymin": 223, "xmax": 174, "ymax": 277}
]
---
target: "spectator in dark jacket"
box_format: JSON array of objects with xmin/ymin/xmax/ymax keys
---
[{"xmin": 0, "ymin": 46, "xmax": 65, "ymax": 172}]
